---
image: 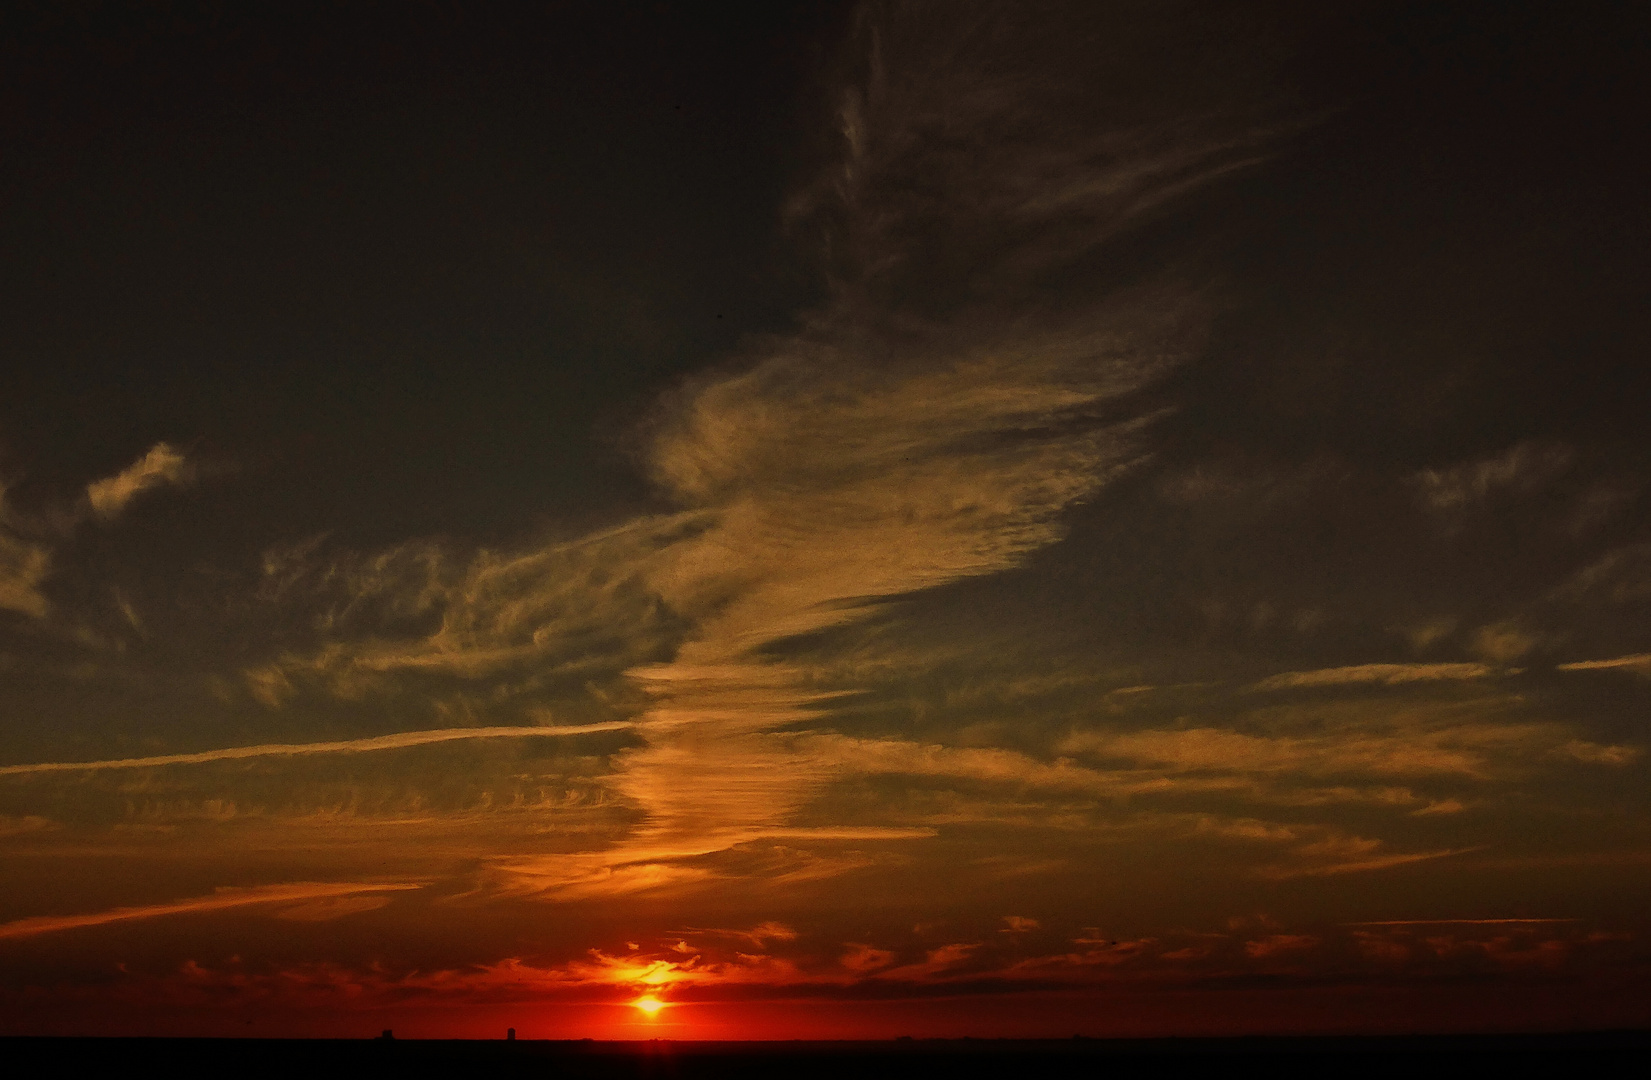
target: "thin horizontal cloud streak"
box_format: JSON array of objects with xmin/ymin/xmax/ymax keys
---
[
  {"xmin": 1251, "ymin": 663, "xmax": 1496, "ymax": 691},
  {"xmin": 1556, "ymin": 653, "xmax": 1651, "ymax": 673},
  {"xmin": 0, "ymin": 723, "xmax": 631, "ymax": 776},
  {"xmin": 1256, "ymin": 847, "xmax": 1479, "ymax": 880},
  {"xmin": 1345, "ymin": 919, "xmax": 1581, "ymax": 927},
  {"xmin": 1060, "ymin": 724, "xmax": 1563, "ymax": 780},
  {"xmin": 0, "ymin": 882, "xmax": 420, "ymax": 940}
]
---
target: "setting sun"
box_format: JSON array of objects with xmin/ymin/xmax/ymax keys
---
[{"xmin": 632, "ymin": 996, "xmax": 667, "ymax": 1018}]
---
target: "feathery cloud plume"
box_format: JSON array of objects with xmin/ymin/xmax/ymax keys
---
[{"xmin": 1412, "ymin": 441, "xmax": 1573, "ymax": 511}]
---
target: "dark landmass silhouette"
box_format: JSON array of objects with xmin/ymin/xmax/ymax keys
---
[{"xmin": 3, "ymin": 1031, "xmax": 1645, "ymax": 1077}]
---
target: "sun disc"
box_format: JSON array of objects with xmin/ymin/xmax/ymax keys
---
[{"xmin": 633, "ymin": 995, "xmax": 666, "ymax": 1016}]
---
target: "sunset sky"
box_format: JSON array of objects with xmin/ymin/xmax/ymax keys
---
[{"xmin": 3, "ymin": 1, "xmax": 1650, "ymax": 1039}]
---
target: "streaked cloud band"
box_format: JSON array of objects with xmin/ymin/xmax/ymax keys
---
[
  {"xmin": 0, "ymin": 723, "xmax": 632, "ymax": 776},
  {"xmin": 1555, "ymin": 654, "xmax": 1651, "ymax": 672},
  {"xmin": 0, "ymin": 882, "xmax": 421, "ymax": 940},
  {"xmin": 1252, "ymin": 663, "xmax": 1495, "ymax": 691}
]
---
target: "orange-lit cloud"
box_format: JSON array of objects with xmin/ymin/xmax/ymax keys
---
[
  {"xmin": 86, "ymin": 442, "xmax": 192, "ymax": 520},
  {"xmin": 1556, "ymin": 653, "xmax": 1651, "ymax": 673},
  {"xmin": 0, "ymin": 814, "xmax": 57, "ymax": 838},
  {"xmin": 1256, "ymin": 847, "xmax": 1479, "ymax": 880},
  {"xmin": 1250, "ymin": 662, "xmax": 1495, "ymax": 691},
  {"xmin": 0, "ymin": 723, "xmax": 632, "ymax": 775},
  {"xmin": 1243, "ymin": 934, "xmax": 1318, "ymax": 959},
  {"xmin": 0, "ymin": 528, "xmax": 50, "ymax": 617},
  {"xmin": 1345, "ymin": 918, "xmax": 1581, "ymax": 926},
  {"xmin": 0, "ymin": 882, "xmax": 421, "ymax": 940},
  {"xmin": 1412, "ymin": 441, "xmax": 1573, "ymax": 512},
  {"xmin": 3, "ymin": 910, "xmax": 1635, "ymax": 1042}
]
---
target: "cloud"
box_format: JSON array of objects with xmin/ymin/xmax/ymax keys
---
[
  {"xmin": 0, "ymin": 480, "xmax": 52, "ymax": 617},
  {"xmin": 1554, "ymin": 740, "xmax": 1639, "ymax": 766},
  {"xmin": 0, "ymin": 881, "xmax": 420, "ymax": 940},
  {"xmin": 0, "ymin": 723, "xmax": 632, "ymax": 776},
  {"xmin": 272, "ymin": 894, "xmax": 397, "ymax": 922},
  {"xmin": 487, "ymin": 300, "xmax": 1203, "ymax": 893},
  {"xmin": 1243, "ymin": 934, "xmax": 1317, "ymax": 959},
  {"xmin": 0, "ymin": 444, "xmax": 193, "ymax": 618},
  {"xmin": 21, "ymin": 916, "xmax": 1634, "ymax": 1026},
  {"xmin": 1401, "ymin": 617, "xmax": 1458, "ymax": 651},
  {"xmin": 0, "ymin": 814, "xmax": 58, "ymax": 838},
  {"xmin": 1061, "ymin": 724, "xmax": 1532, "ymax": 779},
  {"xmin": 1556, "ymin": 653, "xmax": 1651, "ymax": 673},
  {"xmin": 1469, "ymin": 622, "xmax": 1538, "ymax": 664},
  {"xmin": 0, "ymin": 529, "xmax": 49, "ymax": 617},
  {"xmin": 86, "ymin": 442, "xmax": 191, "ymax": 520},
  {"xmin": 1412, "ymin": 441, "xmax": 1573, "ymax": 511},
  {"xmin": 1344, "ymin": 918, "xmax": 1580, "ymax": 927},
  {"xmin": 1257, "ymin": 847, "xmax": 1479, "ymax": 880},
  {"xmin": 676, "ymin": 922, "xmax": 799, "ymax": 949},
  {"xmin": 18, "ymin": 4, "xmax": 1301, "ymax": 912},
  {"xmin": 1251, "ymin": 663, "xmax": 1494, "ymax": 691},
  {"xmin": 58, "ymin": 4, "xmax": 1307, "ymax": 914},
  {"xmin": 873, "ymin": 942, "xmax": 984, "ymax": 983},
  {"xmin": 1551, "ymin": 544, "xmax": 1651, "ymax": 606},
  {"xmin": 245, "ymin": 516, "xmax": 698, "ymax": 702},
  {"xmin": 841, "ymin": 943, "xmax": 896, "ymax": 973},
  {"xmin": 807, "ymin": 734, "xmax": 1153, "ymax": 792}
]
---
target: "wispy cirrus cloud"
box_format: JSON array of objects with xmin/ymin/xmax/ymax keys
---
[
  {"xmin": 1256, "ymin": 846, "xmax": 1480, "ymax": 880},
  {"xmin": 673, "ymin": 921, "xmax": 799, "ymax": 948},
  {"xmin": 30, "ymin": 4, "xmax": 1295, "ymax": 908},
  {"xmin": 465, "ymin": 0, "xmax": 1273, "ymax": 895},
  {"xmin": 0, "ymin": 881, "xmax": 421, "ymax": 940},
  {"xmin": 0, "ymin": 443, "xmax": 194, "ymax": 619},
  {"xmin": 0, "ymin": 527, "xmax": 49, "ymax": 617},
  {"xmin": 1345, "ymin": 918, "xmax": 1580, "ymax": 927},
  {"xmin": 26, "ymin": 9, "xmax": 1632, "ymax": 944},
  {"xmin": 1251, "ymin": 662, "xmax": 1496, "ymax": 691},
  {"xmin": 0, "ymin": 723, "xmax": 631, "ymax": 776},
  {"xmin": 1060, "ymin": 723, "xmax": 1549, "ymax": 780},
  {"xmin": 86, "ymin": 442, "xmax": 192, "ymax": 520},
  {"xmin": 1556, "ymin": 653, "xmax": 1651, "ymax": 673},
  {"xmin": 0, "ymin": 814, "xmax": 57, "ymax": 838},
  {"xmin": 472, "ymin": 352, "xmax": 1163, "ymax": 888},
  {"xmin": 242, "ymin": 515, "xmax": 700, "ymax": 706},
  {"xmin": 1412, "ymin": 441, "xmax": 1573, "ymax": 512}
]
